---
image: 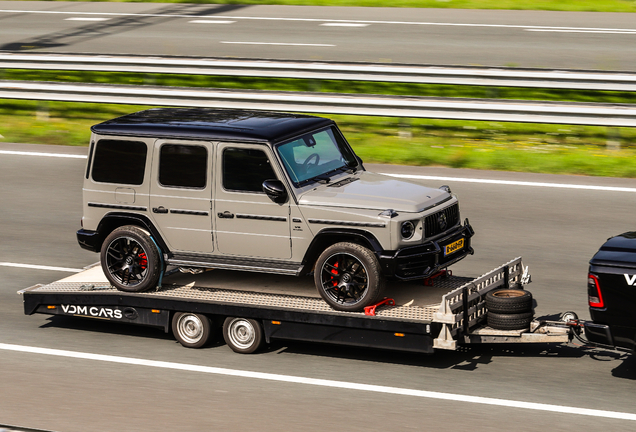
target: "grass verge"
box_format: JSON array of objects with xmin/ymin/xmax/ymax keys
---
[{"xmin": 19, "ymin": 0, "xmax": 636, "ymax": 13}]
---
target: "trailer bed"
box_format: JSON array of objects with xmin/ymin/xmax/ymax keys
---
[{"xmin": 20, "ymin": 257, "xmax": 573, "ymax": 353}]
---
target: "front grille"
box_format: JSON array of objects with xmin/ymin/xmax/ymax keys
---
[{"xmin": 424, "ymin": 203, "xmax": 459, "ymax": 237}]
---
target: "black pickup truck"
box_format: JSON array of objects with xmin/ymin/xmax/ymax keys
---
[{"xmin": 586, "ymin": 232, "xmax": 636, "ymax": 351}]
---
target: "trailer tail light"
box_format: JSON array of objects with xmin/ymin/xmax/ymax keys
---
[{"xmin": 588, "ymin": 274, "xmax": 604, "ymax": 308}]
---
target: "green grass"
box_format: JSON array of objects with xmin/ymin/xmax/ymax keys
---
[
  {"xmin": 21, "ymin": 0, "xmax": 636, "ymax": 13},
  {"xmin": 2, "ymin": 99, "xmax": 636, "ymax": 178}
]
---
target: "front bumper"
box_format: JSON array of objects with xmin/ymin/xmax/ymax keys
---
[{"xmin": 379, "ymin": 219, "xmax": 475, "ymax": 280}]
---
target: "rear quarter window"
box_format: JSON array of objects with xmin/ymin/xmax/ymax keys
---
[{"xmin": 92, "ymin": 139, "xmax": 147, "ymax": 185}]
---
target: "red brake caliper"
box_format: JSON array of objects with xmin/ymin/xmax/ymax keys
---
[
  {"xmin": 331, "ymin": 260, "xmax": 339, "ymax": 290},
  {"xmin": 138, "ymin": 252, "xmax": 148, "ymax": 270}
]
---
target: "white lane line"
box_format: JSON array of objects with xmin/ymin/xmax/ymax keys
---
[
  {"xmin": 64, "ymin": 17, "xmax": 110, "ymax": 22},
  {"xmin": 0, "ymin": 150, "xmax": 87, "ymax": 159},
  {"xmin": 0, "ymin": 262, "xmax": 82, "ymax": 273},
  {"xmin": 320, "ymin": 23, "xmax": 369, "ymax": 27},
  {"xmin": 1, "ymin": 150, "xmax": 631, "ymax": 193},
  {"xmin": 382, "ymin": 173, "xmax": 636, "ymax": 193},
  {"xmin": 220, "ymin": 41, "xmax": 335, "ymax": 47},
  {"xmin": 1, "ymin": 9, "xmax": 634, "ymax": 34},
  {"xmin": 525, "ymin": 29, "xmax": 636, "ymax": 34},
  {"xmin": 0, "ymin": 342, "xmax": 634, "ymax": 421},
  {"xmin": 188, "ymin": 20, "xmax": 236, "ymax": 24}
]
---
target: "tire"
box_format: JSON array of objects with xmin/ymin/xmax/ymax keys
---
[
  {"xmin": 487, "ymin": 311, "xmax": 534, "ymax": 330},
  {"xmin": 314, "ymin": 242, "xmax": 384, "ymax": 312},
  {"xmin": 172, "ymin": 312, "xmax": 212, "ymax": 348},
  {"xmin": 486, "ymin": 289, "xmax": 533, "ymax": 314},
  {"xmin": 223, "ymin": 317, "xmax": 264, "ymax": 354},
  {"xmin": 100, "ymin": 225, "xmax": 161, "ymax": 292}
]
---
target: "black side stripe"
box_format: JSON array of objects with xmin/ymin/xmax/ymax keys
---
[
  {"xmin": 236, "ymin": 214, "xmax": 287, "ymax": 222},
  {"xmin": 88, "ymin": 202, "xmax": 147, "ymax": 211},
  {"xmin": 170, "ymin": 209, "xmax": 209, "ymax": 216},
  {"xmin": 308, "ymin": 219, "xmax": 386, "ymax": 228}
]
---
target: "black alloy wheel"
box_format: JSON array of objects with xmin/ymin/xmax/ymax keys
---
[
  {"xmin": 314, "ymin": 242, "xmax": 383, "ymax": 312},
  {"xmin": 101, "ymin": 225, "xmax": 161, "ymax": 292}
]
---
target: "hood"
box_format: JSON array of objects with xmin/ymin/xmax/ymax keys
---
[
  {"xmin": 298, "ymin": 172, "xmax": 450, "ymax": 212},
  {"xmin": 590, "ymin": 232, "xmax": 636, "ymax": 269}
]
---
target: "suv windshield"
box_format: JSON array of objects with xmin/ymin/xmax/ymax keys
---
[{"xmin": 276, "ymin": 126, "xmax": 357, "ymax": 186}]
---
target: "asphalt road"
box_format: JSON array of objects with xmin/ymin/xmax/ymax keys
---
[
  {"xmin": 1, "ymin": 2, "xmax": 636, "ymax": 70},
  {"xmin": 1, "ymin": 142, "xmax": 636, "ymax": 432}
]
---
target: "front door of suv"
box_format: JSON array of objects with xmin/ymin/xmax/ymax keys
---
[
  {"xmin": 215, "ymin": 143, "xmax": 291, "ymax": 260},
  {"xmin": 149, "ymin": 140, "xmax": 214, "ymax": 253}
]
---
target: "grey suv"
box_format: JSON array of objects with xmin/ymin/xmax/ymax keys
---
[{"xmin": 77, "ymin": 108, "xmax": 474, "ymax": 311}]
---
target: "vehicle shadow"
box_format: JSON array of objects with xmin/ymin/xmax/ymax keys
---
[
  {"xmin": 40, "ymin": 313, "xmax": 632, "ymax": 375},
  {"xmin": 268, "ymin": 340, "xmax": 606, "ymax": 371}
]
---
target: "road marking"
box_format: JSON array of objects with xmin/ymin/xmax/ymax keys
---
[
  {"xmin": 382, "ymin": 173, "xmax": 636, "ymax": 193},
  {"xmin": 1, "ymin": 9, "xmax": 634, "ymax": 34},
  {"xmin": 0, "ymin": 342, "xmax": 634, "ymax": 421},
  {"xmin": 0, "ymin": 150, "xmax": 87, "ymax": 159},
  {"xmin": 221, "ymin": 41, "xmax": 335, "ymax": 47},
  {"xmin": 64, "ymin": 17, "xmax": 110, "ymax": 22},
  {"xmin": 525, "ymin": 29, "xmax": 636, "ymax": 34},
  {"xmin": 188, "ymin": 20, "xmax": 236, "ymax": 24},
  {"xmin": 0, "ymin": 262, "xmax": 82, "ymax": 273},
  {"xmin": 1, "ymin": 150, "xmax": 632, "ymax": 193},
  {"xmin": 320, "ymin": 23, "xmax": 369, "ymax": 27}
]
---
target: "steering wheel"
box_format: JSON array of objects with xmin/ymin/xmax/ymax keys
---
[{"xmin": 301, "ymin": 153, "xmax": 320, "ymax": 172}]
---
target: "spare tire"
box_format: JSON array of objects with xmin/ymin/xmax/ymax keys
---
[
  {"xmin": 487, "ymin": 311, "xmax": 534, "ymax": 330},
  {"xmin": 486, "ymin": 289, "xmax": 533, "ymax": 314}
]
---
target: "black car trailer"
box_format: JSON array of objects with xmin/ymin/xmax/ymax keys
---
[{"xmin": 20, "ymin": 257, "xmax": 594, "ymax": 354}]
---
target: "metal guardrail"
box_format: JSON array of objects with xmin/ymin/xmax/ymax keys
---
[
  {"xmin": 1, "ymin": 52, "xmax": 636, "ymax": 92},
  {"xmin": 2, "ymin": 80, "xmax": 636, "ymax": 127}
]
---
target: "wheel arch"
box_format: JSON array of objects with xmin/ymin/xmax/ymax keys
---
[
  {"xmin": 299, "ymin": 228, "xmax": 383, "ymax": 275},
  {"xmin": 95, "ymin": 212, "xmax": 170, "ymax": 255}
]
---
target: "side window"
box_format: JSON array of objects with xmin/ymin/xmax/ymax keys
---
[
  {"xmin": 223, "ymin": 148, "xmax": 276, "ymax": 192},
  {"xmin": 92, "ymin": 139, "xmax": 147, "ymax": 185},
  {"xmin": 159, "ymin": 144, "xmax": 207, "ymax": 188}
]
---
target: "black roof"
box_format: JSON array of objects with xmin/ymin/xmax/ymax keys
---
[{"xmin": 91, "ymin": 108, "xmax": 334, "ymax": 144}]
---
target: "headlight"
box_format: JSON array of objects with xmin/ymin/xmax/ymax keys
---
[{"xmin": 401, "ymin": 221, "xmax": 415, "ymax": 240}]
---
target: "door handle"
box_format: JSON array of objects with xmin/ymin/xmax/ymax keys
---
[
  {"xmin": 153, "ymin": 206, "xmax": 169, "ymax": 214},
  {"xmin": 218, "ymin": 211, "xmax": 234, "ymax": 219}
]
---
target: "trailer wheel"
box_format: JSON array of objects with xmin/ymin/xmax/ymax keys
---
[
  {"xmin": 172, "ymin": 312, "xmax": 212, "ymax": 348},
  {"xmin": 487, "ymin": 311, "xmax": 534, "ymax": 330},
  {"xmin": 223, "ymin": 317, "xmax": 264, "ymax": 354},
  {"xmin": 314, "ymin": 242, "xmax": 384, "ymax": 312},
  {"xmin": 101, "ymin": 225, "xmax": 161, "ymax": 292},
  {"xmin": 486, "ymin": 289, "xmax": 533, "ymax": 314}
]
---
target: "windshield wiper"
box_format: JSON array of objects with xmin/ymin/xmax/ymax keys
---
[{"xmin": 299, "ymin": 173, "xmax": 331, "ymax": 186}]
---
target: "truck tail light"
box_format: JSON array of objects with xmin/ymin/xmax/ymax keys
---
[{"xmin": 588, "ymin": 273, "xmax": 604, "ymax": 308}]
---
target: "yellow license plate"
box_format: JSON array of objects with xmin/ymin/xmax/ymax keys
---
[{"xmin": 444, "ymin": 238, "xmax": 464, "ymax": 256}]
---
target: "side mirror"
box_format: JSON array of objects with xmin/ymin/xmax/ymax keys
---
[{"xmin": 262, "ymin": 179, "xmax": 287, "ymax": 203}]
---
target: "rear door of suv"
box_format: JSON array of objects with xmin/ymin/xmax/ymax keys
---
[{"xmin": 148, "ymin": 139, "xmax": 214, "ymax": 254}]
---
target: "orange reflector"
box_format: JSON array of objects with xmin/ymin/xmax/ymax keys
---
[
  {"xmin": 394, "ymin": 333, "xmax": 405, "ymax": 337},
  {"xmin": 271, "ymin": 321, "xmax": 281, "ymax": 325},
  {"xmin": 151, "ymin": 309, "xmax": 161, "ymax": 313},
  {"xmin": 47, "ymin": 305, "xmax": 56, "ymax": 309}
]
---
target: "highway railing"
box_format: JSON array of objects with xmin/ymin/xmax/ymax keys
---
[
  {"xmin": 1, "ymin": 52, "xmax": 636, "ymax": 92},
  {"xmin": 1, "ymin": 80, "xmax": 635, "ymax": 127}
]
